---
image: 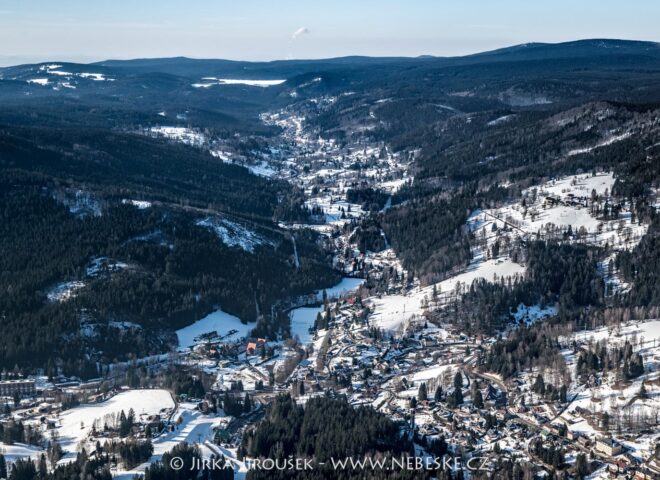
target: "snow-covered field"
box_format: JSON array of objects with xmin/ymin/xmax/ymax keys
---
[
  {"xmin": 368, "ymin": 257, "xmax": 525, "ymax": 332},
  {"xmin": 27, "ymin": 78, "xmax": 49, "ymax": 85},
  {"xmin": 289, "ymin": 307, "xmax": 322, "ymax": 344},
  {"xmin": 55, "ymin": 390, "xmax": 174, "ymax": 455},
  {"xmin": 460, "ymin": 172, "xmax": 650, "ymax": 305},
  {"xmin": 115, "ymin": 404, "xmax": 224, "ymax": 478},
  {"xmin": 318, "ymin": 277, "xmax": 364, "ymax": 300},
  {"xmin": 487, "ymin": 114, "xmax": 515, "ymax": 126},
  {"xmin": 304, "ymin": 193, "xmax": 365, "ymax": 226},
  {"xmin": 538, "ymin": 173, "xmax": 614, "ymax": 198},
  {"xmin": 0, "ymin": 443, "xmax": 46, "ymax": 463},
  {"xmin": 570, "ymin": 319, "xmax": 660, "ymax": 345},
  {"xmin": 78, "ymin": 72, "xmax": 112, "ymax": 81},
  {"xmin": 176, "ymin": 309, "xmax": 254, "ymax": 350},
  {"xmin": 475, "ymin": 173, "xmax": 648, "ymax": 251},
  {"xmin": 192, "ymin": 78, "xmax": 286, "ymax": 88},
  {"xmin": 27, "ymin": 64, "xmax": 114, "ymax": 89},
  {"xmin": 364, "ymin": 173, "xmax": 652, "ymax": 333},
  {"xmin": 411, "ymin": 364, "xmax": 456, "ymax": 385}
]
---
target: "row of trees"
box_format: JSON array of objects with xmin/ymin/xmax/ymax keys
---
[
  {"xmin": 0, "ymin": 419, "xmax": 42, "ymax": 446},
  {"xmin": 576, "ymin": 340, "xmax": 645, "ymax": 380}
]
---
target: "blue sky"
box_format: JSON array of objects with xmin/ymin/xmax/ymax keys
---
[{"xmin": 0, "ymin": 0, "xmax": 658, "ymax": 65}]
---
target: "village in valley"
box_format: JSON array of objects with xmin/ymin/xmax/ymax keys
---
[{"xmin": 1, "ymin": 90, "xmax": 659, "ymax": 480}]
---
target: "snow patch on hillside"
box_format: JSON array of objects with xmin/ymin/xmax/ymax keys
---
[
  {"xmin": 368, "ymin": 257, "xmax": 525, "ymax": 332},
  {"xmin": 149, "ymin": 126, "xmax": 206, "ymax": 147},
  {"xmin": 488, "ymin": 114, "xmax": 515, "ymax": 126},
  {"xmin": 176, "ymin": 309, "xmax": 253, "ymax": 350},
  {"xmin": 122, "ymin": 199, "xmax": 152, "ymax": 209},
  {"xmin": 567, "ymin": 132, "xmax": 632, "ymax": 156},
  {"xmin": 27, "ymin": 78, "xmax": 49, "ymax": 85},
  {"xmin": 47, "ymin": 281, "xmax": 86, "ymax": 302},
  {"xmin": 58, "ymin": 189, "xmax": 103, "ymax": 217},
  {"xmin": 78, "ymin": 72, "xmax": 113, "ymax": 81},
  {"xmin": 474, "ymin": 173, "xmax": 647, "ymax": 251},
  {"xmin": 29, "ymin": 65, "xmax": 115, "ymax": 88},
  {"xmin": 512, "ymin": 304, "xmax": 558, "ymax": 325},
  {"xmin": 47, "ymin": 257, "xmax": 130, "ymax": 303},
  {"xmin": 196, "ymin": 217, "xmax": 273, "ymax": 253},
  {"xmin": 246, "ymin": 161, "xmax": 277, "ymax": 177},
  {"xmin": 192, "ymin": 78, "xmax": 285, "ymax": 88}
]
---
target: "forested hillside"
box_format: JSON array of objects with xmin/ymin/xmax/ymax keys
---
[
  {"xmin": 0, "ymin": 182, "xmax": 338, "ymax": 374},
  {"xmin": 239, "ymin": 395, "xmax": 430, "ymax": 480},
  {"xmin": 1, "ymin": 39, "xmax": 660, "ymax": 381},
  {"xmin": 0, "ymin": 124, "xmax": 339, "ymax": 376}
]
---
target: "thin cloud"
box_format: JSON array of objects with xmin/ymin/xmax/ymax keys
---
[{"xmin": 292, "ymin": 27, "xmax": 310, "ymax": 40}]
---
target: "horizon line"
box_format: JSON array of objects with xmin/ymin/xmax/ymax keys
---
[{"xmin": 2, "ymin": 37, "xmax": 659, "ymax": 69}]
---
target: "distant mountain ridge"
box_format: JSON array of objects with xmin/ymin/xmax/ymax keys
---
[
  {"xmin": 2, "ymin": 38, "xmax": 659, "ymax": 78},
  {"xmin": 95, "ymin": 38, "xmax": 660, "ymax": 69}
]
